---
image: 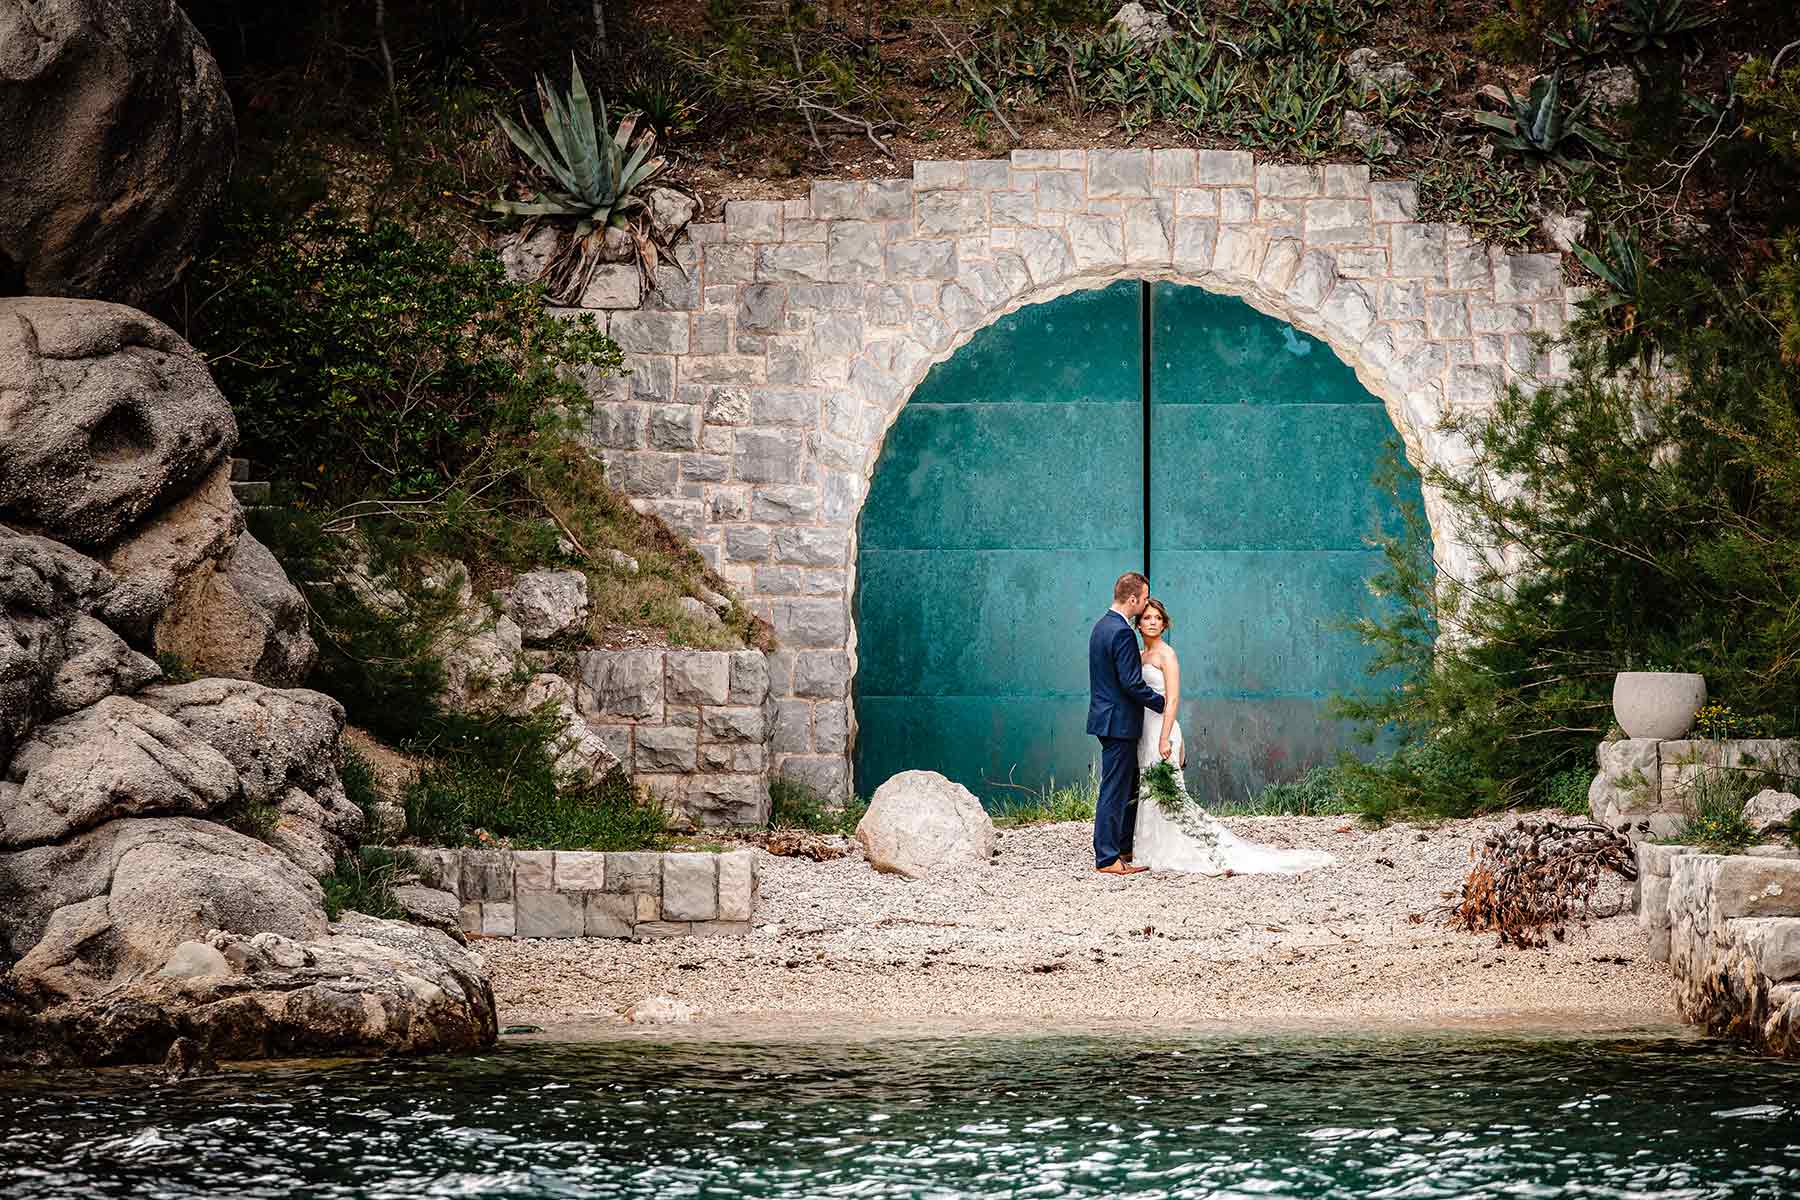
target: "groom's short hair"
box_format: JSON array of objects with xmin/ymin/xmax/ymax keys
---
[{"xmin": 1113, "ymin": 571, "xmax": 1149, "ymax": 603}]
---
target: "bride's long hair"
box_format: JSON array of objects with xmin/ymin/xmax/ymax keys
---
[{"xmin": 1136, "ymin": 597, "xmax": 1171, "ymax": 640}]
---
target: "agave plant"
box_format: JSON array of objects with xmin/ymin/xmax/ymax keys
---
[
  {"xmin": 1573, "ymin": 229, "xmax": 1659, "ymax": 366},
  {"xmin": 491, "ymin": 55, "xmax": 666, "ymax": 237},
  {"xmin": 1472, "ymin": 70, "xmax": 1622, "ymax": 170},
  {"xmin": 1546, "ymin": 10, "xmax": 1611, "ymax": 62},
  {"xmin": 1612, "ymin": 0, "xmax": 1715, "ymax": 54}
]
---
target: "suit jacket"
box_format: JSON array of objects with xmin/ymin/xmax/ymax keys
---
[{"xmin": 1086, "ymin": 609, "xmax": 1165, "ymax": 739}]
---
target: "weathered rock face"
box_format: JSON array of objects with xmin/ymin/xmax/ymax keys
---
[
  {"xmin": 1, "ymin": 696, "xmax": 239, "ymax": 850},
  {"xmin": 0, "ymin": 0, "xmax": 236, "ymax": 305},
  {"xmin": 154, "ymin": 530, "xmax": 317, "ymax": 686},
  {"xmin": 855, "ymin": 769, "xmax": 995, "ymax": 879},
  {"xmin": 0, "ymin": 298, "xmax": 235, "ymax": 548},
  {"xmin": 0, "ymin": 816, "xmax": 327, "ymax": 1005},
  {"xmin": 1745, "ymin": 789, "xmax": 1800, "ymax": 833},
  {"xmin": 136, "ymin": 678, "xmax": 363, "ymax": 878},
  {"xmin": 0, "ymin": 527, "xmax": 122, "ymax": 765},
  {"xmin": 4, "ymin": 916, "xmax": 497, "ymax": 1067}
]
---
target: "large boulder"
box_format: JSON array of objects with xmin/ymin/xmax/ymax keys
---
[
  {"xmin": 154, "ymin": 529, "xmax": 317, "ymax": 685},
  {"xmin": 3, "ymin": 915, "xmax": 497, "ymax": 1066},
  {"xmin": 0, "ymin": 0, "xmax": 236, "ymax": 305},
  {"xmin": 1, "ymin": 695, "xmax": 239, "ymax": 849},
  {"xmin": 136, "ymin": 678, "xmax": 363, "ymax": 877},
  {"xmin": 854, "ymin": 769, "xmax": 996, "ymax": 879},
  {"xmin": 0, "ymin": 298, "xmax": 235, "ymax": 548},
  {"xmin": 0, "ymin": 816, "xmax": 326, "ymax": 1005}
]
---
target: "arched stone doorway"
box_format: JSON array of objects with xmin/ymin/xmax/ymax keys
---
[
  {"xmin": 853, "ymin": 278, "xmax": 1424, "ymax": 801},
  {"xmin": 581, "ymin": 148, "xmax": 1574, "ymax": 797}
]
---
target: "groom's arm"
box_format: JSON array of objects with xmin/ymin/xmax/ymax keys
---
[{"xmin": 1112, "ymin": 626, "xmax": 1165, "ymax": 713}]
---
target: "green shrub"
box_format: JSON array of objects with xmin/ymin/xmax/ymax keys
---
[
  {"xmin": 769, "ymin": 777, "xmax": 867, "ymax": 834},
  {"xmin": 322, "ymin": 847, "xmax": 410, "ymax": 921},
  {"xmin": 340, "ymin": 745, "xmax": 385, "ymax": 840},
  {"xmin": 185, "ymin": 210, "xmax": 621, "ymax": 503},
  {"xmin": 403, "ymin": 709, "xmax": 671, "ymax": 851},
  {"xmin": 1545, "ymin": 767, "xmax": 1594, "ymax": 814},
  {"xmin": 1240, "ymin": 764, "xmax": 1361, "ymax": 817}
]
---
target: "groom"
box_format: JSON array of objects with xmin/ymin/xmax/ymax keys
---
[{"xmin": 1087, "ymin": 572, "xmax": 1164, "ymax": 876}]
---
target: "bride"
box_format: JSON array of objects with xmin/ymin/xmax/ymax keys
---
[{"xmin": 1131, "ymin": 598, "xmax": 1335, "ymax": 876}]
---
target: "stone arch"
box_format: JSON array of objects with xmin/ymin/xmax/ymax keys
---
[{"xmin": 585, "ymin": 149, "xmax": 1574, "ymax": 796}]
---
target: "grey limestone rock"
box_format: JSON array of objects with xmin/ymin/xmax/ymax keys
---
[
  {"xmin": 1108, "ymin": 3, "xmax": 1173, "ymax": 47},
  {"xmin": 0, "ymin": 298, "xmax": 236, "ymax": 549},
  {"xmin": 504, "ymin": 569, "xmax": 590, "ymax": 644},
  {"xmin": 0, "ymin": 816, "xmax": 326, "ymax": 1005},
  {"xmin": 0, "ymin": 0, "xmax": 236, "ymax": 305},
  {"xmin": 391, "ymin": 884, "xmax": 467, "ymax": 945},
  {"xmin": 135, "ymin": 678, "xmax": 362, "ymax": 878},
  {"xmin": 1, "ymin": 696, "xmax": 240, "ymax": 850},
  {"xmin": 100, "ymin": 458, "xmax": 241, "ymax": 637}
]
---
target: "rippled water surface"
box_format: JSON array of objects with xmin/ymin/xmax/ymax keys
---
[{"xmin": 3, "ymin": 1027, "xmax": 1798, "ymax": 1198}]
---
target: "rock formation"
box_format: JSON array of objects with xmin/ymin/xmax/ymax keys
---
[
  {"xmin": 0, "ymin": 0, "xmax": 236, "ymax": 305},
  {"xmin": 0, "ymin": 303, "xmax": 495, "ymax": 1066}
]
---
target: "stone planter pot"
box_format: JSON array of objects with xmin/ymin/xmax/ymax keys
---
[{"xmin": 1612, "ymin": 672, "xmax": 1707, "ymax": 740}]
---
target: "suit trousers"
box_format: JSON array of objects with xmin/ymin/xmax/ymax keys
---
[{"xmin": 1094, "ymin": 735, "xmax": 1140, "ymax": 868}]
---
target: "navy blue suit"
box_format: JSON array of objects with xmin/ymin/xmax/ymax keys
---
[{"xmin": 1086, "ymin": 609, "xmax": 1165, "ymax": 867}]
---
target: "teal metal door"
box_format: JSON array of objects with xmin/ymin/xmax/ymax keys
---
[
  {"xmin": 1147, "ymin": 284, "xmax": 1414, "ymax": 802},
  {"xmin": 854, "ymin": 281, "xmax": 1420, "ymax": 804},
  {"xmin": 855, "ymin": 280, "xmax": 1144, "ymax": 799}
]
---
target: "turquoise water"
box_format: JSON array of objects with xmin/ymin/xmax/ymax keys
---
[{"xmin": 3, "ymin": 1029, "xmax": 1797, "ymax": 1198}]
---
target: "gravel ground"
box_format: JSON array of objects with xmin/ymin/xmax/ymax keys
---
[{"xmin": 481, "ymin": 815, "xmax": 1676, "ymax": 1034}]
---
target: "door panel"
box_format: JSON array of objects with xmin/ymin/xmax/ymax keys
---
[
  {"xmin": 854, "ymin": 281, "xmax": 1144, "ymax": 800},
  {"xmin": 1147, "ymin": 282, "xmax": 1418, "ymax": 800}
]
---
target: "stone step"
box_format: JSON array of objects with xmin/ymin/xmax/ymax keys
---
[
  {"xmin": 229, "ymin": 456, "xmax": 251, "ymax": 482},
  {"xmin": 230, "ymin": 480, "xmax": 270, "ymax": 505}
]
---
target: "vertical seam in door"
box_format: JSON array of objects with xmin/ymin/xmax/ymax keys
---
[{"xmin": 1141, "ymin": 280, "xmax": 1153, "ymax": 581}]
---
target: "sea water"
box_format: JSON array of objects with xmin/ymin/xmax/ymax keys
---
[{"xmin": 3, "ymin": 1027, "xmax": 1797, "ymax": 1198}]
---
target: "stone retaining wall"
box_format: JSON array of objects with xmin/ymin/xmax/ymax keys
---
[
  {"xmin": 1641, "ymin": 840, "xmax": 1800, "ymax": 1055},
  {"xmin": 404, "ymin": 847, "xmax": 758, "ymax": 939},
  {"xmin": 1590, "ymin": 738, "xmax": 1800, "ymax": 841},
  {"xmin": 575, "ymin": 647, "xmax": 771, "ymax": 825},
  {"xmin": 563, "ymin": 148, "xmax": 1580, "ymax": 797}
]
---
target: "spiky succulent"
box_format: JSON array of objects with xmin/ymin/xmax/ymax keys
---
[
  {"xmin": 491, "ymin": 55, "xmax": 666, "ymax": 234},
  {"xmin": 1472, "ymin": 70, "xmax": 1622, "ymax": 170},
  {"xmin": 1546, "ymin": 11, "xmax": 1610, "ymax": 61},
  {"xmin": 1613, "ymin": 0, "xmax": 1715, "ymax": 54}
]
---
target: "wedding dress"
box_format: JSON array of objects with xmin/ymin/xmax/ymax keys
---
[{"xmin": 1131, "ymin": 663, "xmax": 1336, "ymax": 876}]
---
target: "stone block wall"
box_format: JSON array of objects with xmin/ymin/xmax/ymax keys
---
[
  {"xmin": 1590, "ymin": 738, "xmax": 1800, "ymax": 840},
  {"xmin": 405, "ymin": 847, "xmax": 758, "ymax": 939},
  {"xmin": 563, "ymin": 148, "xmax": 1580, "ymax": 797},
  {"xmin": 1656, "ymin": 843, "xmax": 1800, "ymax": 1056},
  {"xmin": 575, "ymin": 647, "xmax": 772, "ymax": 825}
]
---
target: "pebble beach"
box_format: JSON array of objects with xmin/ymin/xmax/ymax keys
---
[{"xmin": 480, "ymin": 814, "xmax": 1674, "ymax": 1033}]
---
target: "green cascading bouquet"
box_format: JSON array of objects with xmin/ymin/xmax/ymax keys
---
[{"xmin": 1141, "ymin": 760, "xmax": 1222, "ymax": 855}]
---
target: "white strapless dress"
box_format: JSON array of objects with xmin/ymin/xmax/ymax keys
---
[{"xmin": 1132, "ymin": 663, "xmax": 1336, "ymax": 876}]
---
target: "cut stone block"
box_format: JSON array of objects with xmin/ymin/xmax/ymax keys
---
[
  {"xmin": 515, "ymin": 889, "xmax": 585, "ymax": 938},
  {"xmin": 513, "ymin": 850, "xmax": 555, "ymax": 891},
  {"xmin": 718, "ymin": 850, "xmax": 756, "ymax": 921},
  {"xmin": 460, "ymin": 850, "xmax": 512, "ymax": 902},
  {"xmin": 662, "ymin": 853, "xmax": 720, "ymax": 921},
  {"xmin": 481, "ymin": 901, "xmax": 516, "ymax": 937},
  {"xmin": 586, "ymin": 893, "xmax": 638, "ymax": 938},
  {"xmin": 606, "ymin": 851, "xmax": 663, "ymax": 895},
  {"xmin": 555, "ymin": 851, "xmax": 606, "ymax": 891},
  {"xmin": 633, "ymin": 921, "xmax": 692, "ymax": 938}
]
